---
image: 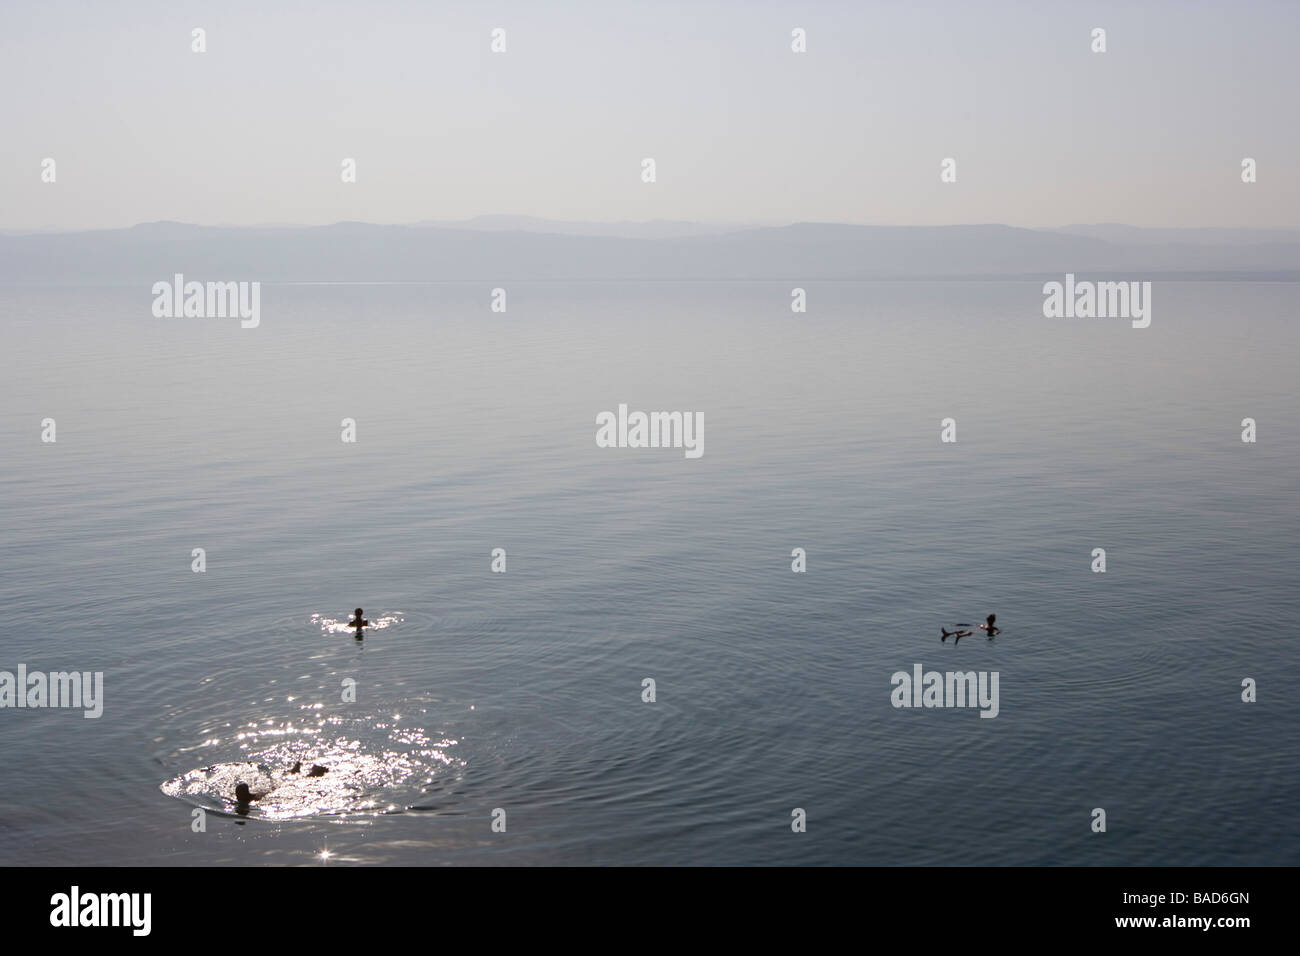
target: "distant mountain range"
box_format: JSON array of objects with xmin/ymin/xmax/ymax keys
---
[
  {"xmin": 414, "ymin": 215, "xmax": 764, "ymax": 239},
  {"xmin": 1, "ymin": 220, "xmax": 1296, "ymax": 282}
]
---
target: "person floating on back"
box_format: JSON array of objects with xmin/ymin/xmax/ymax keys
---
[
  {"xmin": 347, "ymin": 607, "xmax": 370, "ymax": 636},
  {"xmin": 236, "ymin": 760, "xmax": 329, "ymax": 803},
  {"xmin": 941, "ymin": 627, "xmax": 972, "ymax": 643},
  {"xmin": 980, "ymin": 614, "xmax": 1000, "ymax": 637},
  {"xmin": 287, "ymin": 761, "xmax": 328, "ymax": 776}
]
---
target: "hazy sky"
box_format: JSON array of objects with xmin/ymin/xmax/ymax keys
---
[{"xmin": 2, "ymin": 0, "xmax": 1297, "ymax": 231}]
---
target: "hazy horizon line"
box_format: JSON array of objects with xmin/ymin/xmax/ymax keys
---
[{"xmin": 6, "ymin": 217, "xmax": 1300, "ymax": 238}]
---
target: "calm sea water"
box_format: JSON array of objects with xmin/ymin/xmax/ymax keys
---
[{"xmin": 0, "ymin": 280, "xmax": 1296, "ymax": 866}]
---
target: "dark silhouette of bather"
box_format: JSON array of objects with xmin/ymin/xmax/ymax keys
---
[
  {"xmin": 347, "ymin": 608, "xmax": 370, "ymax": 636},
  {"xmin": 234, "ymin": 782, "xmax": 265, "ymax": 804},
  {"xmin": 237, "ymin": 761, "xmax": 329, "ymax": 805},
  {"xmin": 980, "ymin": 614, "xmax": 1000, "ymax": 637},
  {"xmin": 941, "ymin": 627, "xmax": 973, "ymax": 643},
  {"xmin": 287, "ymin": 760, "xmax": 328, "ymax": 776}
]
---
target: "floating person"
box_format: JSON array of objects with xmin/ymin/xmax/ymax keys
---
[
  {"xmin": 234, "ymin": 782, "xmax": 265, "ymax": 804},
  {"xmin": 286, "ymin": 761, "xmax": 328, "ymax": 776},
  {"xmin": 980, "ymin": 614, "xmax": 1001, "ymax": 637},
  {"xmin": 235, "ymin": 760, "xmax": 329, "ymax": 805},
  {"xmin": 941, "ymin": 627, "xmax": 973, "ymax": 643},
  {"xmin": 347, "ymin": 607, "xmax": 370, "ymax": 636}
]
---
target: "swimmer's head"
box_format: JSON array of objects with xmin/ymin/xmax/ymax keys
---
[
  {"xmin": 235, "ymin": 782, "xmax": 253, "ymax": 802},
  {"xmin": 987, "ymin": 614, "xmax": 996, "ymax": 626},
  {"xmin": 354, "ymin": 608, "xmax": 364, "ymax": 619}
]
